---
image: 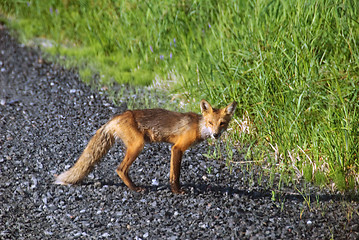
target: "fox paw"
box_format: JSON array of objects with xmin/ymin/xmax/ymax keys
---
[
  {"xmin": 171, "ymin": 187, "xmax": 187, "ymax": 194},
  {"xmin": 133, "ymin": 186, "xmax": 146, "ymax": 193}
]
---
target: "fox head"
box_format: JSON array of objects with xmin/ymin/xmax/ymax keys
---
[{"xmin": 200, "ymin": 99, "xmax": 237, "ymax": 140}]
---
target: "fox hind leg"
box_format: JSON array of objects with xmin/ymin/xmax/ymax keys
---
[{"xmin": 116, "ymin": 137, "xmax": 145, "ymax": 192}]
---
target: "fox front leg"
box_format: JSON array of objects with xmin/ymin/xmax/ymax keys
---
[{"xmin": 169, "ymin": 144, "xmax": 186, "ymax": 194}]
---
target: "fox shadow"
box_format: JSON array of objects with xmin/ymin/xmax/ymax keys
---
[
  {"xmin": 93, "ymin": 180, "xmax": 359, "ymax": 203},
  {"xmin": 182, "ymin": 183, "xmax": 359, "ymax": 203}
]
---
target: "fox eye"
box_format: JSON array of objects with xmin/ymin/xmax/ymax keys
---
[{"xmin": 208, "ymin": 121, "xmax": 213, "ymax": 126}]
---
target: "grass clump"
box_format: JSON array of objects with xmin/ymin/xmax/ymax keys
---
[{"xmin": 1, "ymin": 0, "xmax": 358, "ymax": 192}]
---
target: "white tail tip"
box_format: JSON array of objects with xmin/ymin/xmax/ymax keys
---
[{"xmin": 53, "ymin": 174, "xmax": 71, "ymax": 185}]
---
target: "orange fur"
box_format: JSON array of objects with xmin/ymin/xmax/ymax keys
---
[{"xmin": 55, "ymin": 100, "xmax": 237, "ymax": 193}]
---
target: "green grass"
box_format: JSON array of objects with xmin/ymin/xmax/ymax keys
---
[{"xmin": 1, "ymin": 0, "xmax": 358, "ymax": 192}]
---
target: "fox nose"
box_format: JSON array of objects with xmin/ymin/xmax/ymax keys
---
[{"xmin": 213, "ymin": 133, "xmax": 220, "ymax": 139}]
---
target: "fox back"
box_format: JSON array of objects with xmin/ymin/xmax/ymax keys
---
[{"xmin": 131, "ymin": 109, "xmax": 202, "ymax": 143}]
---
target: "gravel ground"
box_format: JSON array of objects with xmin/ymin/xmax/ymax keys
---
[{"xmin": 1, "ymin": 25, "xmax": 358, "ymax": 239}]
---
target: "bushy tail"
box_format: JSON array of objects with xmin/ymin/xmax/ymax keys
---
[{"xmin": 55, "ymin": 123, "xmax": 116, "ymax": 185}]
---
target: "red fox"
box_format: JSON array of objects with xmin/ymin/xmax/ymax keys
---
[{"xmin": 55, "ymin": 99, "xmax": 237, "ymax": 193}]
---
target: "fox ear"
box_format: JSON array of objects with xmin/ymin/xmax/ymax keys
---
[
  {"xmin": 225, "ymin": 101, "xmax": 237, "ymax": 116},
  {"xmin": 200, "ymin": 99, "xmax": 213, "ymax": 113}
]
